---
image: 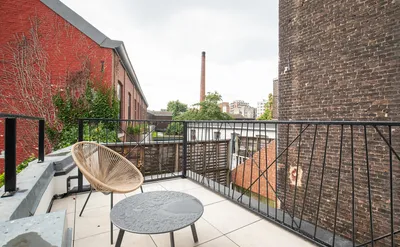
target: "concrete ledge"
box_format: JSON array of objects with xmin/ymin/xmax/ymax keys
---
[
  {"xmin": 0, "ymin": 146, "xmax": 73, "ymax": 221},
  {"xmin": 0, "ymin": 210, "xmax": 70, "ymax": 247}
]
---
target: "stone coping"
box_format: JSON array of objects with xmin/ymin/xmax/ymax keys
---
[
  {"xmin": 0, "ymin": 210, "xmax": 69, "ymax": 247},
  {"xmin": 0, "ymin": 146, "xmax": 73, "ymax": 221}
]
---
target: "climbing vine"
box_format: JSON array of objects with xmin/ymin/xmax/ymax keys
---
[
  {"xmin": 47, "ymin": 72, "xmax": 120, "ymax": 150},
  {"xmin": 0, "ymin": 16, "xmax": 54, "ymax": 156},
  {"xmin": 0, "ymin": 14, "xmax": 121, "ymax": 152}
]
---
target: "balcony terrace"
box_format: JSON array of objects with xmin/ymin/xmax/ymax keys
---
[
  {"xmin": 51, "ymin": 177, "xmax": 314, "ymax": 247},
  {"xmin": 0, "ymin": 116, "xmax": 398, "ymax": 247}
]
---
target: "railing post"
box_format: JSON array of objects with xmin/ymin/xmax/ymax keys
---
[
  {"xmin": 182, "ymin": 122, "xmax": 188, "ymax": 178},
  {"xmin": 38, "ymin": 119, "xmax": 45, "ymax": 162},
  {"xmin": 2, "ymin": 118, "xmax": 17, "ymax": 197},
  {"xmin": 78, "ymin": 119, "xmax": 83, "ymax": 192}
]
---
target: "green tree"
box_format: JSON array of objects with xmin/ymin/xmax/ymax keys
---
[
  {"xmin": 47, "ymin": 81, "xmax": 120, "ymax": 149},
  {"xmin": 167, "ymin": 100, "xmax": 188, "ymax": 118},
  {"xmin": 176, "ymin": 92, "xmax": 232, "ymax": 121},
  {"xmin": 258, "ymin": 93, "xmax": 273, "ymax": 120},
  {"xmin": 165, "ymin": 92, "xmax": 232, "ymax": 135}
]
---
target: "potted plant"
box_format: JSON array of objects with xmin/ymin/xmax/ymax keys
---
[
  {"xmin": 126, "ymin": 123, "xmax": 148, "ymax": 142},
  {"xmin": 126, "ymin": 124, "xmax": 141, "ymax": 142}
]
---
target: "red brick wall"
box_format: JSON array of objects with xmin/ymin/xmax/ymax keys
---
[
  {"xmin": 231, "ymin": 140, "xmax": 277, "ymax": 203},
  {"xmin": 113, "ymin": 52, "xmax": 147, "ymax": 138},
  {"xmin": 113, "ymin": 53, "xmax": 147, "ymax": 121},
  {"xmin": 0, "ymin": 0, "xmax": 115, "ymax": 172}
]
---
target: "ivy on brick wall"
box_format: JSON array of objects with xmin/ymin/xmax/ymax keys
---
[{"xmin": 47, "ymin": 78, "xmax": 120, "ymax": 150}]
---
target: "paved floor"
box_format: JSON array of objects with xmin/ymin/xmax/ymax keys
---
[{"xmin": 51, "ymin": 178, "xmax": 315, "ymax": 247}]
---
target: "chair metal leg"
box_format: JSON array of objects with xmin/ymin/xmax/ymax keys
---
[
  {"xmin": 140, "ymin": 185, "xmax": 143, "ymax": 193},
  {"xmin": 79, "ymin": 189, "xmax": 92, "ymax": 217},
  {"xmin": 110, "ymin": 192, "xmax": 113, "ymax": 245},
  {"xmin": 190, "ymin": 224, "xmax": 198, "ymax": 243},
  {"xmin": 170, "ymin": 232, "xmax": 175, "ymax": 247},
  {"xmin": 115, "ymin": 229, "xmax": 125, "ymax": 247}
]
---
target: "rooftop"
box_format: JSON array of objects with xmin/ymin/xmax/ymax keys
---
[
  {"xmin": 51, "ymin": 178, "xmax": 315, "ymax": 247},
  {"xmin": 148, "ymin": 110, "xmax": 173, "ymax": 117}
]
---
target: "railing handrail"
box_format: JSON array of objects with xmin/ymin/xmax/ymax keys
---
[
  {"xmin": 0, "ymin": 113, "xmax": 44, "ymax": 121},
  {"xmin": 78, "ymin": 118, "xmax": 184, "ymax": 123},
  {"xmin": 75, "ymin": 118, "xmax": 398, "ymax": 246},
  {"xmin": 1, "ymin": 115, "xmax": 45, "ymax": 198},
  {"xmin": 77, "ymin": 117, "xmax": 400, "ymax": 126}
]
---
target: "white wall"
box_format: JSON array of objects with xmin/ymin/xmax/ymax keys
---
[{"xmin": 187, "ymin": 125, "xmax": 276, "ymax": 142}]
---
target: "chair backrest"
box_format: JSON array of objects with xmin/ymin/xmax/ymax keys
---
[{"xmin": 71, "ymin": 141, "xmax": 144, "ymax": 193}]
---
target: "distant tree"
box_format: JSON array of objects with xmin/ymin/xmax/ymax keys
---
[
  {"xmin": 258, "ymin": 93, "xmax": 273, "ymax": 120},
  {"xmin": 167, "ymin": 100, "xmax": 188, "ymax": 118},
  {"xmin": 176, "ymin": 92, "xmax": 233, "ymax": 121},
  {"xmin": 166, "ymin": 92, "xmax": 232, "ymax": 135}
]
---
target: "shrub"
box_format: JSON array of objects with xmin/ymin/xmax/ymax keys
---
[
  {"xmin": 165, "ymin": 122, "xmax": 183, "ymax": 135},
  {"xmin": 48, "ymin": 81, "xmax": 119, "ymax": 150},
  {"xmin": 126, "ymin": 123, "xmax": 148, "ymax": 135}
]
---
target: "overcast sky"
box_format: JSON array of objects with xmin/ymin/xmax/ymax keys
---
[{"xmin": 61, "ymin": 0, "xmax": 278, "ymax": 110}]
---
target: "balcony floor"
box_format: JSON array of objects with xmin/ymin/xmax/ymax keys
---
[{"xmin": 51, "ymin": 178, "xmax": 316, "ymax": 247}]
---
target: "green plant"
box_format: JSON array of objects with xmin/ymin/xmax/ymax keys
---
[
  {"xmin": 258, "ymin": 93, "xmax": 273, "ymax": 120},
  {"xmin": 126, "ymin": 123, "xmax": 148, "ymax": 135},
  {"xmin": 165, "ymin": 122, "xmax": 184, "ymax": 135},
  {"xmin": 54, "ymin": 122, "xmax": 119, "ymax": 150},
  {"xmin": 166, "ymin": 92, "xmax": 232, "ymax": 135},
  {"xmin": 167, "ymin": 100, "xmax": 188, "ymax": 118},
  {"xmin": 126, "ymin": 125, "xmax": 140, "ymax": 135},
  {"xmin": 0, "ymin": 155, "xmax": 36, "ymax": 187},
  {"xmin": 48, "ymin": 80, "xmax": 120, "ymax": 150},
  {"xmin": 175, "ymin": 92, "xmax": 232, "ymax": 121}
]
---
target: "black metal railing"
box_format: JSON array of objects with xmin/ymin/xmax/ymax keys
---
[
  {"xmin": 77, "ymin": 119, "xmax": 186, "ymax": 191},
  {"xmin": 0, "ymin": 113, "xmax": 45, "ymax": 197},
  {"xmin": 78, "ymin": 119, "xmax": 399, "ymax": 247}
]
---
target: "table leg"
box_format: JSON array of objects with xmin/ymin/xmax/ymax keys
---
[
  {"xmin": 170, "ymin": 232, "xmax": 175, "ymax": 247},
  {"xmin": 191, "ymin": 224, "xmax": 198, "ymax": 243},
  {"xmin": 115, "ymin": 230, "xmax": 125, "ymax": 247},
  {"xmin": 110, "ymin": 192, "xmax": 114, "ymax": 244}
]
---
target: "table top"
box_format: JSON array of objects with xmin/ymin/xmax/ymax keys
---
[{"xmin": 110, "ymin": 191, "xmax": 204, "ymax": 234}]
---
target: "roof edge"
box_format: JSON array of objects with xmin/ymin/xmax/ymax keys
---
[{"xmin": 113, "ymin": 43, "xmax": 148, "ymax": 106}]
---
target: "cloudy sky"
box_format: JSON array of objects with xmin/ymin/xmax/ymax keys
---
[{"xmin": 61, "ymin": 0, "xmax": 278, "ymax": 110}]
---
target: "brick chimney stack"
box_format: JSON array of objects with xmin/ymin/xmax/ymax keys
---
[{"xmin": 200, "ymin": 51, "xmax": 206, "ymax": 102}]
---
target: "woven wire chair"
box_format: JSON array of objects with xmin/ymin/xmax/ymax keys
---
[{"xmin": 71, "ymin": 141, "xmax": 144, "ymax": 244}]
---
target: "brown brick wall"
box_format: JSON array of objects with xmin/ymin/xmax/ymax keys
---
[
  {"xmin": 272, "ymin": 78, "xmax": 279, "ymax": 119},
  {"xmin": 278, "ymin": 0, "xmax": 400, "ymax": 245},
  {"xmin": 279, "ymin": 0, "xmax": 400, "ymax": 122}
]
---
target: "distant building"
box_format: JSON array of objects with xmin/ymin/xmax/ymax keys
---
[
  {"xmin": 218, "ymin": 102, "xmax": 230, "ymax": 113},
  {"xmin": 230, "ymin": 114, "xmax": 255, "ymax": 121},
  {"xmin": 147, "ymin": 110, "xmax": 173, "ymax": 131},
  {"xmin": 229, "ymin": 100, "xmax": 256, "ymax": 119},
  {"xmin": 256, "ymin": 99, "xmax": 268, "ymax": 118}
]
